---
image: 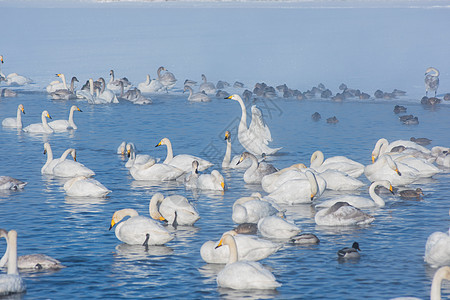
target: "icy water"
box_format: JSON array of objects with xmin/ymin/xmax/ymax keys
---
[{"xmin": 1, "ymin": 2, "xmax": 450, "ymax": 299}]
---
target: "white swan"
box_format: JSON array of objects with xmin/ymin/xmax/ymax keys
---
[
  {"xmin": 232, "ymin": 193, "xmax": 281, "ymax": 224},
  {"xmin": 155, "ymin": 137, "xmax": 213, "ymax": 173},
  {"xmin": 117, "ymin": 141, "xmax": 127, "ymax": 155},
  {"xmin": 76, "ymin": 78, "xmax": 95, "ymax": 102},
  {"xmin": 149, "ymin": 193, "xmax": 200, "ymax": 226},
  {"xmin": 107, "ymin": 69, "xmax": 131, "ymax": 92},
  {"xmin": 109, "ymin": 208, "xmax": 173, "ymax": 246},
  {"xmin": 425, "ymin": 228, "xmax": 450, "ymax": 268},
  {"xmin": 48, "ymin": 105, "xmax": 82, "ymax": 131},
  {"xmin": 157, "ymin": 66, "xmax": 177, "ymax": 92},
  {"xmin": 238, "ymin": 152, "xmax": 278, "ymax": 184},
  {"xmin": 22, "ymin": 110, "xmax": 53, "ymax": 133},
  {"xmin": 64, "ymin": 176, "xmax": 110, "ymax": 197},
  {"xmin": 94, "ymin": 77, "xmax": 119, "ymax": 104},
  {"xmin": 199, "ymin": 74, "xmax": 216, "ymax": 94},
  {"xmin": 425, "ymin": 67, "xmax": 439, "ymax": 97},
  {"xmin": 222, "ymin": 131, "xmax": 251, "ymax": 169},
  {"xmin": 226, "ymin": 94, "xmax": 282, "ymax": 156},
  {"xmin": 197, "ymin": 169, "xmax": 225, "ymax": 191},
  {"xmin": 50, "ymin": 76, "xmax": 78, "ymax": 100},
  {"xmin": 364, "ymin": 154, "xmax": 419, "ymax": 186},
  {"xmin": 316, "ymin": 180, "xmax": 393, "ymax": 209},
  {"xmin": 200, "ymin": 230, "xmax": 281, "ymax": 264},
  {"xmin": 52, "ymin": 149, "xmax": 95, "ymax": 178},
  {"xmin": 0, "ymin": 230, "xmax": 26, "ymax": 296},
  {"xmin": 0, "ymin": 56, "xmax": 32, "ymax": 86},
  {"xmin": 314, "ymin": 202, "xmax": 375, "ymax": 226},
  {"xmin": 2, "ymin": 104, "xmax": 25, "ymax": 128},
  {"xmin": 0, "ymin": 176, "xmax": 27, "ymax": 190},
  {"xmin": 319, "ymin": 169, "xmax": 365, "ymax": 191},
  {"xmin": 41, "ymin": 144, "xmax": 78, "ymax": 175},
  {"xmin": 138, "ymin": 74, "xmax": 163, "ymax": 93},
  {"xmin": 310, "ymin": 150, "xmax": 364, "ymax": 178},
  {"xmin": 431, "ymin": 146, "xmax": 450, "ymax": 168},
  {"xmin": 125, "ymin": 143, "xmax": 155, "ymax": 168},
  {"xmin": 372, "ymin": 138, "xmax": 431, "ymax": 161},
  {"xmin": 184, "ymin": 160, "xmax": 200, "ymax": 189},
  {"xmin": 130, "ymin": 159, "xmax": 184, "ymax": 181},
  {"xmin": 261, "ymin": 163, "xmax": 307, "ymax": 193},
  {"xmin": 215, "ymin": 233, "xmax": 281, "ymax": 290},
  {"xmin": 257, "ymin": 215, "xmax": 301, "ymax": 239},
  {"xmin": 46, "ymin": 73, "xmax": 68, "ymax": 93},
  {"xmin": 183, "ymin": 85, "xmax": 210, "ymax": 102},
  {"xmin": 266, "ymin": 170, "xmax": 325, "ymax": 205}
]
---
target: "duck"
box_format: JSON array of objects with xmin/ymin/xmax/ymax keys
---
[
  {"xmin": 48, "ymin": 105, "xmax": 82, "ymax": 131},
  {"xmin": 52, "ymin": 149, "xmax": 95, "ymax": 178},
  {"xmin": 22, "ymin": 110, "xmax": 53, "ymax": 133},
  {"xmin": 50, "ymin": 76, "xmax": 78, "ymax": 100},
  {"xmin": 399, "ymin": 188, "xmax": 424, "ymax": 199},
  {"xmin": 46, "ymin": 73, "xmax": 68, "ymax": 93},
  {"xmin": 232, "ymin": 193, "xmax": 282, "ymax": 224},
  {"xmin": 314, "ymin": 202, "xmax": 375, "ymax": 226},
  {"xmin": 199, "ymin": 74, "xmax": 216, "ymax": 94},
  {"xmin": 425, "ymin": 228, "xmax": 450, "ymax": 268},
  {"xmin": 183, "ymin": 85, "xmax": 210, "ymax": 102},
  {"xmin": 222, "ymin": 131, "xmax": 251, "ymax": 169},
  {"xmin": 129, "ymin": 159, "xmax": 184, "ymax": 181},
  {"xmin": 226, "ymin": 94, "xmax": 282, "ymax": 155},
  {"xmin": 310, "ymin": 150, "xmax": 364, "ymax": 178},
  {"xmin": 0, "ymin": 229, "xmax": 26, "ymax": 296},
  {"xmin": 257, "ymin": 215, "xmax": 301, "ymax": 239},
  {"xmin": 137, "ymin": 74, "xmax": 163, "ymax": 93},
  {"xmin": 0, "ymin": 55, "xmax": 32, "ymax": 86},
  {"xmin": 425, "ymin": 67, "xmax": 439, "ymax": 97},
  {"xmin": 290, "ymin": 233, "xmax": 320, "ymax": 245},
  {"xmin": 109, "ymin": 208, "xmax": 173, "ymax": 246},
  {"xmin": 215, "ymin": 233, "xmax": 281, "ymax": 290},
  {"xmin": 155, "ymin": 137, "xmax": 213, "ymax": 173},
  {"xmin": 125, "ymin": 143, "xmax": 155, "ymax": 168},
  {"xmin": 233, "ymin": 223, "xmax": 258, "ymax": 235},
  {"xmin": 316, "ymin": 180, "xmax": 393, "ymax": 209},
  {"xmin": 238, "ymin": 152, "xmax": 278, "ymax": 184},
  {"xmin": 337, "ymin": 242, "xmax": 361, "ymax": 259},
  {"xmin": 149, "ymin": 193, "xmax": 200, "ymax": 226},
  {"xmin": 63, "ymin": 176, "xmax": 111, "ymax": 197},
  {"xmin": 2, "ymin": 104, "xmax": 25, "ymax": 128},
  {"xmin": 107, "ymin": 69, "xmax": 131, "ymax": 92},
  {"xmin": 157, "ymin": 66, "xmax": 177, "ymax": 92},
  {"xmin": 0, "ymin": 176, "xmax": 27, "ymax": 190}
]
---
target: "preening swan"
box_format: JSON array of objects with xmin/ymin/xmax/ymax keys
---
[
  {"xmin": 337, "ymin": 242, "xmax": 361, "ymax": 259},
  {"xmin": 232, "ymin": 193, "xmax": 282, "ymax": 224},
  {"xmin": 199, "ymin": 74, "xmax": 216, "ymax": 94},
  {"xmin": 107, "ymin": 69, "xmax": 131, "ymax": 92},
  {"xmin": 0, "ymin": 55, "xmax": 32, "ymax": 86},
  {"xmin": 425, "ymin": 67, "xmax": 439, "ymax": 97},
  {"xmin": 130, "ymin": 159, "xmax": 184, "ymax": 181},
  {"xmin": 63, "ymin": 176, "xmax": 110, "ymax": 197},
  {"xmin": 222, "ymin": 131, "xmax": 251, "ymax": 169},
  {"xmin": 318, "ymin": 169, "xmax": 365, "ymax": 191},
  {"xmin": 183, "ymin": 85, "xmax": 210, "ymax": 102},
  {"xmin": 261, "ymin": 163, "xmax": 307, "ymax": 193},
  {"xmin": 310, "ymin": 150, "xmax": 364, "ymax": 178},
  {"xmin": 76, "ymin": 78, "xmax": 95, "ymax": 102},
  {"xmin": 425, "ymin": 228, "xmax": 450, "ymax": 268},
  {"xmin": 315, "ymin": 202, "xmax": 375, "ymax": 226},
  {"xmin": 94, "ymin": 77, "xmax": 119, "ymax": 104},
  {"xmin": 257, "ymin": 215, "xmax": 301, "ymax": 239},
  {"xmin": 215, "ymin": 233, "xmax": 281, "ymax": 290},
  {"xmin": 149, "ymin": 193, "xmax": 200, "ymax": 226},
  {"xmin": 138, "ymin": 74, "xmax": 163, "ymax": 93},
  {"xmin": 22, "ymin": 110, "xmax": 53, "ymax": 134},
  {"xmin": 372, "ymin": 138, "xmax": 431, "ymax": 161},
  {"xmin": 50, "ymin": 76, "xmax": 78, "ymax": 100},
  {"xmin": 2, "ymin": 104, "xmax": 25, "ymax": 128},
  {"xmin": 157, "ymin": 66, "xmax": 177, "ymax": 92},
  {"xmin": 238, "ymin": 152, "xmax": 278, "ymax": 184},
  {"xmin": 52, "ymin": 149, "xmax": 95, "ymax": 178},
  {"xmin": 226, "ymin": 94, "xmax": 282, "ymax": 155},
  {"xmin": 48, "ymin": 105, "xmax": 82, "ymax": 131},
  {"xmin": 109, "ymin": 208, "xmax": 173, "ymax": 246},
  {"xmin": 0, "ymin": 229, "xmax": 26, "ymax": 296},
  {"xmin": 185, "ymin": 161, "xmax": 224, "ymax": 191},
  {"xmin": 364, "ymin": 154, "xmax": 419, "ymax": 186},
  {"xmin": 125, "ymin": 143, "xmax": 155, "ymax": 168},
  {"xmin": 0, "ymin": 176, "xmax": 27, "ymax": 190}
]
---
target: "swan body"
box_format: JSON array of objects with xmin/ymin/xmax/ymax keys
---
[
  {"xmin": 257, "ymin": 215, "xmax": 301, "ymax": 239},
  {"xmin": 0, "ymin": 229, "xmax": 26, "ymax": 296},
  {"xmin": 319, "ymin": 169, "xmax": 365, "ymax": 191},
  {"xmin": 76, "ymin": 78, "xmax": 95, "ymax": 102},
  {"xmin": 199, "ymin": 74, "xmax": 216, "ymax": 94},
  {"xmin": 184, "ymin": 160, "xmax": 200, "ymax": 189},
  {"xmin": 315, "ymin": 202, "xmax": 375, "ymax": 226},
  {"xmin": 425, "ymin": 228, "xmax": 450, "ymax": 268},
  {"xmin": 149, "ymin": 193, "xmax": 200, "ymax": 226},
  {"xmin": 46, "ymin": 73, "xmax": 68, "ymax": 93},
  {"xmin": 2, "ymin": 104, "xmax": 25, "ymax": 128},
  {"xmin": 107, "ymin": 70, "xmax": 131, "ymax": 92},
  {"xmin": 41, "ymin": 143, "xmax": 77, "ymax": 175},
  {"xmin": 337, "ymin": 242, "xmax": 361, "ymax": 259},
  {"xmin": 215, "ymin": 234, "xmax": 281, "ymax": 290},
  {"xmin": 425, "ymin": 67, "xmax": 439, "ymax": 97},
  {"xmin": 50, "ymin": 76, "xmax": 78, "ymax": 100},
  {"xmin": 109, "ymin": 209, "xmax": 173, "ymax": 246},
  {"xmin": 138, "ymin": 74, "xmax": 164, "ymax": 93},
  {"xmin": 48, "ymin": 105, "xmax": 82, "ymax": 131},
  {"xmin": 238, "ymin": 152, "xmax": 278, "ymax": 184},
  {"xmin": 261, "ymin": 163, "xmax": 307, "ymax": 193},
  {"xmin": 316, "ymin": 180, "xmax": 393, "ymax": 209},
  {"xmin": 63, "ymin": 176, "xmax": 110, "ymax": 197},
  {"xmin": 372, "ymin": 138, "xmax": 431, "ymax": 160},
  {"xmin": 157, "ymin": 66, "xmax": 177, "ymax": 92},
  {"xmin": 52, "ymin": 150, "xmax": 95, "ymax": 178},
  {"xmin": 232, "ymin": 193, "xmax": 281, "ymax": 224},
  {"xmin": 130, "ymin": 159, "xmax": 184, "ymax": 181},
  {"xmin": 389, "ymin": 154, "xmax": 440, "ymax": 178},
  {"xmin": 125, "ymin": 143, "xmax": 155, "ymax": 168},
  {"xmin": 310, "ymin": 150, "xmax": 364, "ymax": 178},
  {"xmin": 431, "ymin": 146, "xmax": 450, "ymax": 168},
  {"xmin": 222, "ymin": 131, "xmax": 251, "ymax": 169},
  {"xmin": 364, "ymin": 154, "xmax": 419, "ymax": 186},
  {"xmin": 93, "ymin": 77, "xmax": 118, "ymax": 104},
  {"xmin": 226, "ymin": 94, "xmax": 282, "ymax": 155},
  {"xmin": 183, "ymin": 85, "xmax": 210, "ymax": 102},
  {"xmin": 0, "ymin": 176, "xmax": 27, "ymax": 190},
  {"xmin": 22, "ymin": 110, "xmax": 53, "ymax": 133},
  {"xmin": 0, "ymin": 61, "xmax": 32, "ymax": 86},
  {"xmin": 196, "ymin": 170, "xmax": 225, "ymax": 191}
]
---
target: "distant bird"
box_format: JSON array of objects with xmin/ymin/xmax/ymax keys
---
[
  {"xmin": 410, "ymin": 137, "xmax": 431, "ymax": 146},
  {"xmin": 393, "ymin": 105, "xmax": 407, "ymax": 114},
  {"xmin": 290, "ymin": 233, "xmax": 320, "ymax": 245},
  {"xmin": 425, "ymin": 67, "xmax": 439, "ymax": 97},
  {"xmin": 399, "ymin": 188, "xmax": 424, "ymax": 199},
  {"xmin": 157, "ymin": 66, "xmax": 177, "ymax": 92},
  {"xmin": 337, "ymin": 242, "xmax": 361, "ymax": 259},
  {"xmin": 311, "ymin": 112, "xmax": 321, "ymax": 121},
  {"xmin": 326, "ymin": 116, "xmax": 339, "ymax": 124}
]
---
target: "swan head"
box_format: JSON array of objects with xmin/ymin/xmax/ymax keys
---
[
  {"xmin": 19, "ymin": 104, "xmax": 25, "ymax": 114},
  {"xmin": 224, "ymin": 130, "xmax": 231, "ymax": 141},
  {"xmin": 56, "ymin": 73, "xmax": 63, "ymax": 78},
  {"xmin": 425, "ymin": 67, "xmax": 439, "ymax": 76},
  {"xmin": 0, "ymin": 55, "xmax": 3, "ymax": 63},
  {"xmin": 155, "ymin": 137, "xmax": 170, "ymax": 148},
  {"xmin": 225, "ymin": 94, "xmax": 243, "ymax": 101},
  {"xmin": 109, "ymin": 209, "xmax": 139, "ymax": 230},
  {"xmin": 42, "ymin": 110, "xmax": 52, "ymax": 119},
  {"xmin": 149, "ymin": 193, "xmax": 167, "ymax": 222},
  {"xmin": 0, "ymin": 228, "xmax": 7, "ymax": 238},
  {"xmin": 211, "ymin": 170, "xmax": 225, "ymax": 190},
  {"xmin": 374, "ymin": 180, "xmax": 394, "ymax": 194},
  {"xmin": 215, "ymin": 232, "xmax": 237, "ymax": 249},
  {"xmin": 237, "ymin": 152, "xmax": 253, "ymax": 165},
  {"xmin": 192, "ymin": 160, "xmax": 199, "ymax": 174},
  {"xmin": 109, "ymin": 70, "xmax": 114, "ymax": 76},
  {"xmin": 70, "ymin": 149, "xmax": 77, "ymax": 161}
]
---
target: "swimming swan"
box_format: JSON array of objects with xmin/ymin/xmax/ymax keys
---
[
  {"xmin": 315, "ymin": 202, "xmax": 375, "ymax": 226},
  {"xmin": 261, "ymin": 163, "xmax": 307, "ymax": 193},
  {"xmin": 130, "ymin": 159, "xmax": 184, "ymax": 181},
  {"xmin": 318, "ymin": 169, "xmax": 365, "ymax": 191},
  {"xmin": 226, "ymin": 94, "xmax": 282, "ymax": 156},
  {"xmin": 238, "ymin": 152, "xmax": 278, "ymax": 184},
  {"xmin": 196, "ymin": 169, "xmax": 225, "ymax": 191},
  {"xmin": 0, "ymin": 55, "xmax": 32, "ymax": 86},
  {"xmin": 425, "ymin": 228, "xmax": 450, "ymax": 268},
  {"xmin": 41, "ymin": 143, "xmax": 77, "ymax": 175},
  {"xmin": 157, "ymin": 66, "xmax": 177, "ymax": 92},
  {"xmin": 232, "ymin": 193, "xmax": 282, "ymax": 224},
  {"xmin": 364, "ymin": 154, "xmax": 419, "ymax": 186},
  {"xmin": 63, "ymin": 176, "xmax": 110, "ymax": 197},
  {"xmin": 183, "ymin": 85, "xmax": 210, "ymax": 102},
  {"xmin": 125, "ymin": 143, "xmax": 155, "ymax": 169},
  {"xmin": 22, "ymin": 110, "xmax": 53, "ymax": 133},
  {"xmin": 310, "ymin": 150, "xmax": 364, "ymax": 178},
  {"xmin": 137, "ymin": 74, "xmax": 163, "ymax": 93},
  {"xmin": 2, "ymin": 104, "xmax": 25, "ymax": 128},
  {"xmin": 107, "ymin": 69, "xmax": 131, "ymax": 92},
  {"xmin": 48, "ymin": 105, "xmax": 82, "ymax": 131},
  {"xmin": 0, "ymin": 229, "xmax": 26, "ymax": 296},
  {"xmin": 199, "ymin": 74, "xmax": 216, "ymax": 94},
  {"xmin": 46, "ymin": 73, "xmax": 68, "ymax": 93},
  {"xmin": 52, "ymin": 149, "xmax": 95, "ymax": 178},
  {"xmin": 257, "ymin": 215, "xmax": 301, "ymax": 239},
  {"xmin": 50, "ymin": 76, "xmax": 78, "ymax": 100},
  {"xmin": 222, "ymin": 131, "xmax": 251, "ymax": 169},
  {"xmin": 149, "ymin": 193, "xmax": 200, "ymax": 226}
]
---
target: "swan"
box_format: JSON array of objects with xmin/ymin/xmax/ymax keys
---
[
  {"xmin": 149, "ymin": 193, "xmax": 200, "ymax": 226},
  {"xmin": 257, "ymin": 215, "xmax": 301, "ymax": 239},
  {"xmin": 118, "ymin": 82, "xmax": 152, "ymax": 104},
  {"xmin": 2, "ymin": 104, "xmax": 25, "ymax": 128},
  {"xmin": 157, "ymin": 66, "xmax": 177, "ymax": 92},
  {"xmin": 238, "ymin": 152, "xmax": 278, "ymax": 184},
  {"xmin": 431, "ymin": 146, "xmax": 450, "ymax": 168},
  {"xmin": 155, "ymin": 137, "xmax": 213, "ymax": 173},
  {"xmin": 41, "ymin": 143, "xmax": 78, "ymax": 175},
  {"xmin": 197, "ymin": 169, "xmax": 225, "ymax": 191},
  {"xmin": 232, "ymin": 193, "xmax": 282, "ymax": 224},
  {"xmin": 316, "ymin": 180, "xmax": 393, "ymax": 209},
  {"xmin": 0, "ymin": 230, "xmax": 26, "ymax": 296},
  {"xmin": 183, "ymin": 85, "xmax": 210, "ymax": 102},
  {"xmin": 425, "ymin": 67, "xmax": 439, "ymax": 97},
  {"xmin": 50, "ymin": 76, "xmax": 78, "ymax": 100},
  {"xmin": 226, "ymin": 94, "xmax": 282, "ymax": 156},
  {"xmin": 93, "ymin": 77, "xmax": 118, "ymax": 104},
  {"xmin": 64, "ymin": 176, "xmax": 111, "ymax": 197},
  {"xmin": 22, "ymin": 110, "xmax": 53, "ymax": 133},
  {"xmin": 76, "ymin": 78, "xmax": 95, "ymax": 102},
  {"xmin": 199, "ymin": 74, "xmax": 216, "ymax": 94},
  {"xmin": 0, "ymin": 86, "xmax": 17, "ymax": 97},
  {"xmin": 125, "ymin": 143, "xmax": 155, "ymax": 168},
  {"xmin": 0, "ymin": 176, "xmax": 27, "ymax": 190},
  {"xmin": 0, "ymin": 56, "xmax": 32, "ymax": 86},
  {"xmin": 46, "ymin": 73, "xmax": 68, "ymax": 93},
  {"xmin": 314, "ymin": 202, "xmax": 375, "ymax": 226},
  {"xmin": 266, "ymin": 170, "xmax": 325, "ymax": 205},
  {"xmin": 109, "ymin": 208, "xmax": 173, "ymax": 246},
  {"xmin": 364, "ymin": 154, "xmax": 419, "ymax": 186},
  {"xmin": 425, "ymin": 228, "xmax": 450, "ymax": 268},
  {"xmin": 337, "ymin": 242, "xmax": 361, "ymax": 259},
  {"xmin": 261, "ymin": 163, "xmax": 307, "ymax": 193},
  {"xmin": 184, "ymin": 160, "xmax": 200, "ymax": 189},
  {"xmin": 372, "ymin": 138, "xmax": 431, "ymax": 160},
  {"xmin": 390, "ymin": 154, "xmax": 440, "ymax": 178},
  {"xmin": 318, "ymin": 169, "xmax": 365, "ymax": 191},
  {"xmin": 130, "ymin": 159, "xmax": 184, "ymax": 181},
  {"xmin": 117, "ymin": 141, "xmax": 127, "ymax": 155},
  {"xmin": 200, "ymin": 230, "xmax": 281, "ymax": 264},
  {"xmin": 215, "ymin": 233, "xmax": 281, "ymax": 290},
  {"xmin": 48, "ymin": 105, "xmax": 82, "ymax": 131},
  {"xmin": 222, "ymin": 131, "xmax": 251, "ymax": 169},
  {"xmin": 52, "ymin": 149, "xmax": 95, "ymax": 178},
  {"xmin": 107, "ymin": 69, "xmax": 131, "ymax": 92},
  {"xmin": 310, "ymin": 150, "xmax": 364, "ymax": 178},
  {"xmin": 137, "ymin": 74, "xmax": 163, "ymax": 93}
]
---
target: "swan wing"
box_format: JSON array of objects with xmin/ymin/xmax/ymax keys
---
[{"xmin": 248, "ymin": 105, "xmax": 272, "ymax": 143}]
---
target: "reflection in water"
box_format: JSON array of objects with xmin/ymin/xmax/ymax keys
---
[
  {"xmin": 198, "ymin": 263, "xmax": 224, "ymax": 284},
  {"xmin": 114, "ymin": 243, "xmax": 174, "ymax": 260},
  {"xmin": 218, "ymin": 287, "xmax": 279, "ymax": 299},
  {"xmin": 64, "ymin": 195, "xmax": 108, "ymax": 213}
]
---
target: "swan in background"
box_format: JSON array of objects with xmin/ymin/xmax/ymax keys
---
[
  {"xmin": 0, "ymin": 176, "xmax": 27, "ymax": 190},
  {"xmin": 107, "ymin": 69, "xmax": 131, "ymax": 92},
  {"xmin": 226, "ymin": 94, "xmax": 282, "ymax": 155},
  {"xmin": 64, "ymin": 176, "xmax": 110, "ymax": 197},
  {"xmin": 200, "ymin": 230, "xmax": 281, "ymax": 264},
  {"xmin": 310, "ymin": 150, "xmax": 364, "ymax": 178},
  {"xmin": 318, "ymin": 169, "xmax": 365, "ymax": 191},
  {"xmin": 149, "ymin": 193, "xmax": 200, "ymax": 226},
  {"xmin": 337, "ymin": 242, "xmax": 361, "ymax": 259},
  {"xmin": 2, "ymin": 104, "xmax": 25, "ymax": 128},
  {"xmin": 372, "ymin": 138, "xmax": 431, "ymax": 161},
  {"xmin": 425, "ymin": 67, "xmax": 439, "ymax": 97},
  {"xmin": 183, "ymin": 85, "xmax": 210, "ymax": 102},
  {"xmin": 76, "ymin": 78, "xmax": 95, "ymax": 102},
  {"xmin": 130, "ymin": 159, "xmax": 184, "ymax": 181},
  {"xmin": 157, "ymin": 66, "xmax": 177, "ymax": 92},
  {"xmin": 0, "ymin": 229, "xmax": 26, "ymax": 296},
  {"xmin": 50, "ymin": 76, "xmax": 78, "ymax": 100},
  {"xmin": 238, "ymin": 152, "xmax": 278, "ymax": 184},
  {"xmin": 109, "ymin": 208, "xmax": 173, "ymax": 246},
  {"xmin": 117, "ymin": 141, "xmax": 127, "ymax": 155},
  {"xmin": 94, "ymin": 77, "xmax": 118, "ymax": 104},
  {"xmin": 215, "ymin": 233, "xmax": 281, "ymax": 290},
  {"xmin": 315, "ymin": 202, "xmax": 375, "ymax": 226},
  {"xmin": 0, "ymin": 55, "xmax": 32, "ymax": 86},
  {"xmin": 364, "ymin": 154, "xmax": 419, "ymax": 186},
  {"xmin": 118, "ymin": 82, "xmax": 152, "ymax": 105},
  {"xmin": 48, "ymin": 105, "xmax": 82, "ymax": 131},
  {"xmin": 232, "ymin": 193, "xmax": 282, "ymax": 224},
  {"xmin": 431, "ymin": 146, "xmax": 450, "ymax": 168},
  {"xmin": 155, "ymin": 137, "xmax": 213, "ymax": 172},
  {"xmin": 425, "ymin": 228, "xmax": 450, "ymax": 268},
  {"xmin": 222, "ymin": 131, "xmax": 251, "ymax": 169},
  {"xmin": 46, "ymin": 73, "xmax": 68, "ymax": 93},
  {"xmin": 184, "ymin": 160, "xmax": 200, "ymax": 189},
  {"xmin": 261, "ymin": 163, "xmax": 307, "ymax": 193},
  {"xmin": 138, "ymin": 74, "xmax": 163, "ymax": 93},
  {"xmin": 52, "ymin": 149, "xmax": 95, "ymax": 178},
  {"xmin": 257, "ymin": 215, "xmax": 301, "ymax": 239},
  {"xmin": 316, "ymin": 180, "xmax": 393, "ymax": 209},
  {"xmin": 199, "ymin": 74, "xmax": 216, "ymax": 94},
  {"xmin": 22, "ymin": 110, "xmax": 53, "ymax": 133},
  {"xmin": 125, "ymin": 143, "xmax": 155, "ymax": 168}
]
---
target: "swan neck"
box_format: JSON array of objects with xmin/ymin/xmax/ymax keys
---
[
  {"xmin": 42, "ymin": 112, "xmax": 51, "ymax": 131},
  {"xmin": 222, "ymin": 139, "xmax": 232, "ymax": 167},
  {"xmin": 226, "ymin": 236, "xmax": 239, "ymax": 264},
  {"xmin": 163, "ymin": 141, "xmax": 174, "ymax": 163},
  {"xmin": 61, "ymin": 74, "xmax": 68, "ymax": 90},
  {"xmin": 68, "ymin": 107, "xmax": 76, "ymax": 128},
  {"xmin": 60, "ymin": 148, "xmax": 73, "ymax": 161},
  {"xmin": 89, "ymin": 79, "xmax": 94, "ymax": 95},
  {"xmin": 146, "ymin": 75, "xmax": 150, "ymax": 85},
  {"xmin": 0, "ymin": 233, "xmax": 8, "ymax": 268},
  {"xmin": 7, "ymin": 231, "xmax": 19, "ymax": 275},
  {"xmin": 109, "ymin": 71, "xmax": 114, "ymax": 83},
  {"xmin": 430, "ymin": 268, "xmax": 446, "ymax": 300},
  {"xmin": 45, "ymin": 144, "xmax": 54, "ymax": 164},
  {"xmin": 307, "ymin": 171, "xmax": 319, "ymax": 195},
  {"xmin": 157, "ymin": 67, "xmax": 163, "ymax": 80},
  {"xmin": 369, "ymin": 182, "xmax": 386, "ymax": 207},
  {"xmin": 236, "ymin": 97, "xmax": 247, "ymax": 128},
  {"xmin": 16, "ymin": 106, "xmax": 23, "ymax": 127},
  {"xmin": 149, "ymin": 195, "xmax": 163, "ymax": 220},
  {"xmin": 310, "ymin": 151, "xmax": 324, "ymax": 168},
  {"xmin": 70, "ymin": 78, "xmax": 76, "ymax": 92}
]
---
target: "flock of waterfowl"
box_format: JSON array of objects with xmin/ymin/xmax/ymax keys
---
[{"xmin": 1, "ymin": 55, "xmax": 450, "ymax": 297}]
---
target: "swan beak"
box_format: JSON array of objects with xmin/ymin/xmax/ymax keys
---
[
  {"xmin": 155, "ymin": 141, "xmax": 162, "ymax": 147},
  {"xmin": 73, "ymin": 155, "xmax": 77, "ymax": 162},
  {"xmin": 389, "ymin": 185, "xmax": 394, "ymax": 194},
  {"xmin": 78, "ymin": 108, "xmax": 83, "ymax": 112},
  {"xmin": 215, "ymin": 239, "xmax": 223, "ymax": 249},
  {"xmin": 56, "ymin": 73, "xmax": 61, "ymax": 77},
  {"xmin": 0, "ymin": 57, "xmax": 3, "ymax": 63},
  {"xmin": 310, "ymin": 193, "xmax": 314, "ymax": 200},
  {"xmin": 159, "ymin": 216, "xmax": 166, "ymax": 221},
  {"xmin": 221, "ymin": 182, "xmax": 225, "ymax": 189},
  {"xmin": 43, "ymin": 149, "xmax": 47, "ymax": 155},
  {"xmin": 224, "ymin": 132, "xmax": 230, "ymax": 140},
  {"xmin": 395, "ymin": 168, "xmax": 402, "ymax": 176},
  {"xmin": 371, "ymin": 155, "xmax": 375, "ymax": 163},
  {"xmin": 236, "ymin": 156, "xmax": 244, "ymax": 165},
  {"xmin": 21, "ymin": 107, "xmax": 25, "ymax": 114},
  {"xmin": 225, "ymin": 95, "xmax": 232, "ymax": 100},
  {"xmin": 109, "ymin": 219, "xmax": 116, "ymax": 231},
  {"xmin": 47, "ymin": 113, "xmax": 52, "ymax": 119}
]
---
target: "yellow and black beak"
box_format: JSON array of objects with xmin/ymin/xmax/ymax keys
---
[
  {"xmin": 215, "ymin": 239, "xmax": 223, "ymax": 249},
  {"xmin": 78, "ymin": 108, "xmax": 83, "ymax": 112},
  {"xmin": 371, "ymin": 155, "xmax": 376, "ymax": 163},
  {"xmin": 47, "ymin": 113, "xmax": 52, "ymax": 119},
  {"xmin": 395, "ymin": 168, "xmax": 402, "ymax": 176},
  {"xmin": 109, "ymin": 219, "xmax": 116, "ymax": 231},
  {"xmin": 155, "ymin": 141, "xmax": 162, "ymax": 147},
  {"xmin": 389, "ymin": 185, "xmax": 394, "ymax": 194},
  {"xmin": 225, "ymin": 95, "xmax": 232, "ymax": 100},
  {"xmin": 221, "ymin": 182, "xmax": 225, "ymax": 189}
]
